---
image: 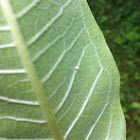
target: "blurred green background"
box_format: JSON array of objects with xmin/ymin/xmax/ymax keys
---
[{"xmin": 87, "ymin": 0, "xmax": 140, "ymax": 139}]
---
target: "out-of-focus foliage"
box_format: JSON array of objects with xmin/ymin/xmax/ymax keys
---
[{"xmin": 87, "ymin": 0, "xmax": 140, "ymax": 139}]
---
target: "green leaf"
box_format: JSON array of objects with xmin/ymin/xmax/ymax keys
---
[{"xmin": 0, "ymin": 0, "xmax": 126, "ymax": 139}]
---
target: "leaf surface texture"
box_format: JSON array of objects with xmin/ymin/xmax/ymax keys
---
[{"xmin": 0, "ymin": 0, "xmax": 126, "ymax": 139}]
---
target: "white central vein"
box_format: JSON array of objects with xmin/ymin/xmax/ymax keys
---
[
  {"xmin": 0, "ymin": 96, "xmax": 39, "ymax": 105},
  {"xmin": 41, "ymin": 27, "xmax": 85, "ymax": 83},
  {"xmin": 0, "ymin": 26, "xmax": 10, "ymax": 30},
  {"xmin": 0, "ymin": 69, "xmax": 26, "ymax": 74},
  {"xmin": 64, "ymin": 68, "xmax": 103, "ymax": 139},
  {"xmin": 27, "ymin": 0, "xmax": 72, "ymax": 46},
  {"xmin": 0, "ymin": 43, "xmax": 16, "ymax": 49},
  {"xmin": 0, "ymin": 116, "xmax": 46, "ymax": 124},
  {"xmin": 86, "ymin": 104, "xmax": 108, "ymax": 140}
]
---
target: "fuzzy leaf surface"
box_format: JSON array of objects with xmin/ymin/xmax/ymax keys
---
[{"xmin": 0, "ymin": 0, "xmax": 126, "ymax": 139}]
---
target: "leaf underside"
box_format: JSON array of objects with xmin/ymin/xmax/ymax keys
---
[{"xmin": 0, "ymin": 0, "xmax": 126, "ymax": 139}]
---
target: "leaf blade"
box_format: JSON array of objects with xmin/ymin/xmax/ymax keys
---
[{"xmin": 0, "ymin": 0, "xmax": 126, "ymax": 139}]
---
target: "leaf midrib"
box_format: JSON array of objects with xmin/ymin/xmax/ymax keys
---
[{"xmin": 0, "ymin": 0, "xmax": 63, "ymax": 139}]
